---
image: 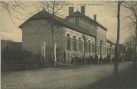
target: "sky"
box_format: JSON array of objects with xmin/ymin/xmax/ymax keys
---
[{"xmin": 0, "ymin": 1, "xmax": 133, "ymax": 43}]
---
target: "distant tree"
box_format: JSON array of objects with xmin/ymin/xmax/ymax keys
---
[
  {"xmin": 122, "ymin": 1, "xmax": 137, "ymax": 78},
  {"xmin": 124, "ymin": 35, "xmax": 135, "ymax": 60}
]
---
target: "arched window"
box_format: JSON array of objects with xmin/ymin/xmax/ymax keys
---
[
  {"xmin": 85, "ymin": 39, "xmax": 88, "ymax": 52},
  {"xmin": 73, "ymin": 36, "xmax": 77, "ymax": 51},
  {"xmin": 105, "ymin": 44, "xmax": 107, "ymax": 55},
  {"xmin": 88, "ymin": 40, "xmax": 91, "ymax": 53},
  {"xmin": 78, "ymin": 37, "xmax": 83, "ymax": 51},
  {"xmin": 66, "ymin": 34, "xmax": 71, "ymax": 50},
  {"xmin": 92, "ymin": 41, "xmax": 95, "ymax": 52}
]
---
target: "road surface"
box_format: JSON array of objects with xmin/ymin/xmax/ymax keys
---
[{"xmin": 2, "ymin": 62, "xmax": 132, "ymax": 89}]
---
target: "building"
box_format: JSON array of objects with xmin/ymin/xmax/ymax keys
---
[
  {"xmin": 66, "ymin": 6, "xmax": 107, "ymax": 59},
  {"xmin": 20, "ymin": 8, "xmax": 96, "ymax": 64},
  {"xmin": 20, "ymin": 6, "xmax": 113, "ymax": 64},
  {"xmin": 106, "ymin": 39, "xmax": 115, "ymax": 63}
]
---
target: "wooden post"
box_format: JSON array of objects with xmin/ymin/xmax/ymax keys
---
[
  {"xmin": 43, "ymin": 42, "xmax": 46, "ymax": 59},
  {"xmin": 54, "ymin": 43, "xmax": 57, "ymax": 67},
  {"xmin": 134, "ymin": 21, "xmax": 137, "ymax": 81}
]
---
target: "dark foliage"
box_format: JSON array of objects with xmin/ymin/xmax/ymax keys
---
[{"xmin": 1, "ymin": 47, "xmax": 45, "ymax": 71}]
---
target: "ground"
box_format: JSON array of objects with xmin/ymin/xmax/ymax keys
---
[{"xmin": 1, "ymin": 62, "xmax": 136, "ymax": 89}]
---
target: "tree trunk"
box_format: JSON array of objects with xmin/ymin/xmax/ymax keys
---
[
  {"xmin": 114, "ymin": 1, "xmax": 121, "ymax": 75},
  {"xmin": 51, "ymin": 24, "xmax": 55, "ymax": 67},
  {"xmin": 52, "ymin": 0, "xmax": 56, "ymax": 67}
]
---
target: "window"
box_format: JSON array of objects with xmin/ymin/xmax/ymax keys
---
[
  {"xmin": 92, "ymin": 41, "xmax": 95, "ymax": 52},
  {"xmin": 103, "ymin": 43, "xmax": 106, "ymax": 55},
  {"xmin": 66, "ymin": 34, "xmax": 71, "ymax": 50},
  {"xmin": 107, "ymin": 47, "xmax": 109, "ymax": 55},
  {"xmin": 109, "ymin": 46, "xmax": 111, "ymax": 55},
  {"xmin": 98, "ymin": 45, "xmax": 100, "ymax": 55},
  {"xmin": 84, "ymin": 39, "xmax": 88, "ymax": 52},
  {"xmin": 88, "ymin": 40, "xmax": 91, "ymax": 53},
  {"xmin": 79, "ymin": 37, "xmax": 83, "ymax": 51},
  {"xmin": 73, "ymin": 36, "xmax": 77, "ymax": 51}
]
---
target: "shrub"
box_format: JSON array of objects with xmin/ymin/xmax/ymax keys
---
[{"xmin": 2, "ymin": 48, "xmax": 44, "ymax": 71}]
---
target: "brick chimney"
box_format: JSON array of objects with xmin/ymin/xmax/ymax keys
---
[
  {"xmin": 69, "ymin": 7, "xmax": 74, "ymax": 16},
  {"xmin": 81, "ymin": 6, "xmax": 85, "ymax": 14},
  {"xmin": 94, "ymin": 14, "xmax": 97, "ymax": 21}
]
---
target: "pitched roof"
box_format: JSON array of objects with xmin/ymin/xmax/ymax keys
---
[
  {"xmin": 66, "ymin": 11, "xmax": 107, "ymax": 31},
  {"xmin": 19, "ymin": 10, "xmax": 96, "ymax": 38}
]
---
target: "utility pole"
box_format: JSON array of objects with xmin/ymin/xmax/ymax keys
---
[
  {"xmin": 134, "ymin": 18, "xmax": 137, "ymax": 81},
  {"xmin": 114, "ymin": 1, "xmax": 122, "ymax": 75}
]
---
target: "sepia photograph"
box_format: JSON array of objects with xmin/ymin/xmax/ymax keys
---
[{"xmin": 0, "ymin": 0, "xmax": 137, "ymax": 89}]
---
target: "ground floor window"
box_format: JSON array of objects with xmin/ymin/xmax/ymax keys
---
[
  {"xmin": 92, "ymin": 42, "xmax": 95, "ymax": 52},
  {"xmin": 78, "ymin": 37, "xmax": 83, "ymax": 52},
  {"xmin": 88, "ymin": 40, "xmax": 91, "ymax": 53},
  {"xmin": 66, "ymin": 34, "xmax": 71, "ymax": 50},
  {"xmin": 73, "ymin": 36, "xmax": 77, "ymax": 51}
]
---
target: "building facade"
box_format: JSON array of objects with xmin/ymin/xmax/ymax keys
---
[
  {"xmin": 20, "ymin": 6, "xmax": 115, "ymax": 64},
  {"xmin": 96, "ymin": 27, "xmax": 107, "ymax": 58},
  {"xmin": 64, "ymin": 27, "xmax": 95, "ymax": 63},
  {"xmin": 20, "ymin": 9, "xmax": 96, "ymax": 64},
  {"xmin": 66, "ymin": 6, "xmax": 107, "ymax": 59}
]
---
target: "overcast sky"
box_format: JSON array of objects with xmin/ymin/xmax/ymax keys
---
[{"xmin": 0, "ymin": 1, "xmax": 133, "ymax": 43}]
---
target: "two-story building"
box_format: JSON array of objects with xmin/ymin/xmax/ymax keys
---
[
  {"xmin": 20, "ymin": 8, "xmax": 96, "ymax": 64},
  {"xmin": 66, "ymin": 6, "xmax": 107, "ymax": 59}
]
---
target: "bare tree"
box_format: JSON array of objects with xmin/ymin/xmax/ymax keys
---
[
  {"xmin": 39, "ymin": 1, "xmax": 67, "ymax": 67},
  {"xmin": 39, "ymin": 1, "xmax": 67, "ymax": 16},
  {"xmin": 0, "ymin": 1, "xmax": 41, "ymax": 21},
  {"xmin": 122, "ymin": 1, "xmax": 137, "ymax": 80},
  {"xmin": 124, "ymin": 35, "xmax": 136, "ymax": 58},
  {"xmin": 0, "ymin": 1, "xmax": 25, "ymax": 20}
]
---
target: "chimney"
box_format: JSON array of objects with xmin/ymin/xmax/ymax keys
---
[
  {"xmin": 94, "ymin": 14, "xmax": 97, "ymax": 21},
  {"xmin": 69, "ymin": 7, "xmax": 74, "ymax": 16},
  {"xmin": 81, "ymin": 6, "xmax": 85, "ymax": 14}
]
